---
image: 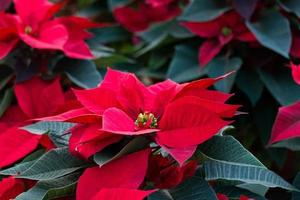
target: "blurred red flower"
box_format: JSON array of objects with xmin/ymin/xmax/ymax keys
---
[
  {"xmin": 0, "ymin": 0, "xmax": 101, "ymax": 59},
  {"xmin": 182, "ymin": 11, "xmax": 256, "ymax": 66},
  {"xmin": 113, "ymin": 0, "xmax": 181, "ymax": 32}
]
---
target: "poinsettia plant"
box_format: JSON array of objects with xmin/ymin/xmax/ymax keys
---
[{"xmin": 0, "ymin": 0, "xmax": 300, "ymax": 199}]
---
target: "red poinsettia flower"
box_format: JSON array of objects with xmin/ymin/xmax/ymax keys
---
[
  {"xmin": 77, "ymin": 149, "xmax": 155, "ymax": 200},
  {"xmin": 290, "ymin": 63, "xmax": 300, "ymax": 85},
  {"xmin": 182, "ymin": 11, "xmax": 256, "ymax": 66},
  {"xmin": 113, "ymin": 0, "xmax": 181, "ymax": 32},
  {"xmin": 0, "ymin": 77, "xmax": 74, "ymax": 168},
  {"xmin": 0, "ymin": 0, "xmax": 100, "ymax": 60},
  {"xmin": 269, "ymin": 100, "xmax": 300, "ymax": 144},
  {"xmin": 147, "ymin": 154, "xmax": 197, "ymax": 188},
  {"xmin": 39, "ymin": 69, "xmax": 239, "ymax": 165}
]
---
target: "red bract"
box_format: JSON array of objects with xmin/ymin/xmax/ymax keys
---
[
  {"xmin": 291, "ymin": 31, "xmax": 300, "ymax": 59},
  {"xmin": 113, "ymin": 0, "xmax": 181, "ymax": 32},
  {"xmin": 0, "ymin": 176, "xmax": 25, "ymax": 199},
  {"xmin": 290, "ymin": 63, "xmax": 300, "ymax": 85},
  {"xmin": 0, "ymin": 77, "xmax": 68, "ymax": 167},
  {"xmin": 77, "ymin": 149, "xmax": 154, "ymax": 200},
  {"xmin": 0, "ymin": 0, "xmax": 100, "ymax": 59},
  {"xmin": 217, "ymin": 194, "xmax": 254, "ymax": 200},
  {"xmin": 40, "ymin": 69, "xmax": 238, "ymax": 165},
  {"xmin": 147, "ymin": 154, "xmax": 197, "ymax": 188},
  {"xmin": 182, "ymin": 11, "xmax": 256, "ymax": 66},
  {"xmin": 0, "ymin": 12, "xmax": 19, "ymax": 59},
  {"xmin": 269, "ymin": 101, "xmax": 300, "ymax": 144}
]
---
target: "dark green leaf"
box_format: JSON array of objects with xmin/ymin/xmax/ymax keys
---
[
  {"xmin": 292, "ymin": 172, "xmax": 300, "ymax": 199},
  {"xmin": 204, "ymin": 159, "xmax": 298, "ymax": 191},
  {"xmin": 167, "ymin": 45, "xmax": 204, "ymax": 82},
  {"xmin": 257, "ymin": 66, "xmax": 300, "ymax": 105},
  {"xmin": 205, "ymin": 57, "xmax": 242, "ymax": 92},
  {"xmin": 180, "ymin": 0, "xmax": 230, "ymax": 22},
  {"xmin": 271, "ymin": 137, "xmax": 300, "ymax": 151},
  {"xmin": 16, "ymin": 172, "xmax": 80, "ymax": 200},
  {"xmin": 57, "ymin": 58, "xmax": 102, "ymax": 89},
  {"xmin": 199, "ymin": 135, "xmax": 265, "ymax": 167},
  {"xmin": 279, "ymin": 0, "xmax": 300, "ymax": 18},
  {"xmin": 0, "ymin": 88, "xmax": 13, "ymax": 117},
  {"xmin": 148, "ymin": 176, "xmax": 218, "ymax": 200},
  {"xmin": 22, "ymin": 121, "xmax": 75, "ymax": 135},
  {"xmin": 236, "ymin": 67, "xmax": 264, "ymax": 106},
  {"xmin": 246, "ymin": 10, "xmax": 292, "ymax": 58},
  {"xmin": 94, "ymin": 137, "xmax": 150, "ymax": 166},
  {"xmin": 108, "ymin": 0, "xmax": 131, "ymax": 10},
  {"xmin": 15, "ymin": 147, "xmax": 87, "ymax": 180}
]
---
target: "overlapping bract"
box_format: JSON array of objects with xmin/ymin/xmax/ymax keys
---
[
  {"xmin": 0, "ymin": 0, "xmax": 100, "ymax": 60},
  {"xmin": 40, "ymin": 69, "xmax": 239, "ymax": 166},
  {"xmin": 269, "ymin": 101, "xmax": 300, "ymax": 144},
  {"xmin": 0, "ymin": 77, "xmax": 78, "ymax": 168}
]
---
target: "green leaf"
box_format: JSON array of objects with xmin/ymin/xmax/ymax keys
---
[
  {"xmin": 94, "ymin": 137, "xmax": 149, "ymax": 166},
  {"xmin": 136, "ymin": 21, "xmax": 193, "ymax": 56},
  {"xmin": 180, "ymin": 0, "xmax": 230, "ymax": 22},
  {"xmin": 292, "ymin": 172, "xmax": 300, "ymax": 199},
  {"xmin": 236, "ymin": 67, "xmax": 264, "ymax": 106},
  {"xmin": 0, "ymin": 161, "xmax": 35, "ymax": 176},
  {"xmin": 88, "ymin": 26, "xmax": 130, "ymax": 44},
  {"xmin": 22, "ymin": 121, "xmax": 75, "ymax": 135},
  {"xmin": 199, "ymin": 135, "xmax": 265, "ymax": 167},
  {"xmin": 167, "ymin": 45, "xmax": 204, "ymax": 82},
  {"xmin": 0, "ymin": 88, "xmax": 13, "ymax": 117},
  {"xmin": 246, "ymin": 10, "xmax": 292, "ymax": 58},
  {"xmin": 148, "ymin": 176, "xmax": 218, "ymax": 200},
  {"xmin": 279, "ymin": 0, "xmax": 300, "ymax": 18},
  {"xmin": 257, "ymin": 65, "xmax": 300, "ymax": 105},
  {"xmin": 58, "ymin": 58, "xmax": 102, "ymax": 89},
  {"xmin": 204, "ymin": 159, "xmax": 298, "ymax": 191},
  {"xmin": 16, "ymin": 172, "xmax": 80, "ymax": 200},
  {"xmin": 108, "ymin": 0, "xmax": 131, "ymax": 10},
  {"xmin": 15, "ymin": 147, "xmax": 87, "ymax": 180},
  {"xmin": 205, "ymin": 57, "xmax": 242, "ymax": 93},
  {"xmin": 271, "ymin": 137, "xmax": 300, "ymax": 151}
]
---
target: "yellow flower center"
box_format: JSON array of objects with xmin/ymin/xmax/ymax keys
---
[
  {"xmin": 24, "ymin": 26, "xmax": 32, "ymax": 34},
  {"xmin": 135, "ymin": 112, "xmax": 158, "ymax": 129}
]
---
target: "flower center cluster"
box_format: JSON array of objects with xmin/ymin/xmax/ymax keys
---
[
  {"xmin": 221, "ymin": 26, "xmax": 232, "ymax": 36},
  {"xmin": 135, "ymin": 112, "xmax": 158, "ymax": 129},
  {"xmin": 24, "ymin": 26, "xmax": 33, "ymax": 34}
]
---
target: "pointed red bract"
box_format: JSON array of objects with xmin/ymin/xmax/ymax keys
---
[
  {"xmin": 77, "ymin": 149, "xmax": 151, "ymax": 200},
  {"xmin": 156, "ymin": 97, "xmax": 230, "ymax": 148},
  {"xmin": 269, "ymin": 101, "xmax": 300, "ymax": 143},
  {"xmin": 15, "ymin": 77, "xmax": 65, "ymax": 118},
  {"xmin": 0, "ymin": 126, "xmax": 40, "ymax": 167},
  {"xmin": 0, "ymin": 12, "xmax": 19, "ymax": 59},
  {"xmin": 70, "ymin": 124, "xmax": 122, "ymax": 159},
  {"xmin": 290, "ymin": 63, "xmax": 300, "ymax": 85}
]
